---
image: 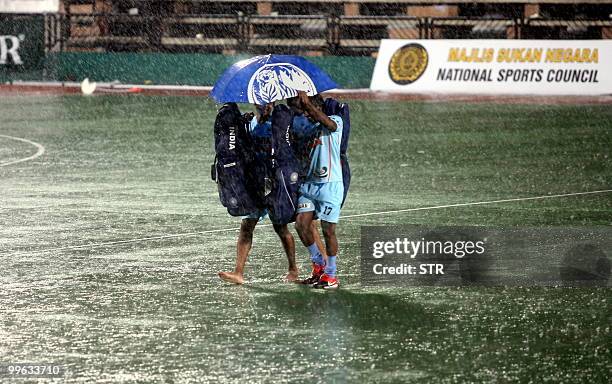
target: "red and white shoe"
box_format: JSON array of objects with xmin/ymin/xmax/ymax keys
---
[
  {"xmin": 313, "ymin": 273, "xmax": 339, "ymax": 290},
  {"xmin": 301, "ymin": 263, "xmax": 325, "ymax": 286}
]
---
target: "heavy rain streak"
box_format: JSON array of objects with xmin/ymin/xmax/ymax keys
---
[{"xmin": 1, "ymin": 0, "xmax": 611, "ymax": 383}]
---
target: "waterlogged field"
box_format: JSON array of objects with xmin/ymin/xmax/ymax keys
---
[{"xmin": 0, "ymin": 95, "xmax": 610, "ymax": 383}]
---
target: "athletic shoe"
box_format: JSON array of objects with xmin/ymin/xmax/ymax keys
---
[
  {"xmin": 301, "ymin": 263, "xmax": 325, "ymax": 286},
  {"xmin": 313, "ymin": 273, "xmax": 339, "ymax": 289}
]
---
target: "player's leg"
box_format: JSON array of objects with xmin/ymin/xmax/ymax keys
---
[
  {"xmin": 296, "ymin": 210, "xmax": 324, "ymax": 266},
  {"xmin": 312, "ymin": 183, "xmax": 343, "ymax": 289},
  {"xmin": 320, "ymin": 220, "xmax": 338, "ymax": 257},
  {"xmin": 296, "ymin": 183, "xmax": 315, "ymax": 245},
  {"xmin": 296, "ymin": 191, "xmax": 327, "ymax": 284},
  {"xmin": 296, "ymin": 210, "xmax": 325, "ymax": 285},
  {"xmin": 295, "ymin": 211, "xmax": 327, "ymax": 260},
  {"xmin": 311, "ymin": 220, "xmax": 328, "ymax": 263},
  {"xmin": 273, "ymin": 223, "xmax": 299, "ymax": 282},
  {"xmin": 315, "ymin": 220, "xmax": 340, "ymax": 289},
  {"xmin": 295, "ymin": 211, "xmax": 314, "ymax": 246},
  {"xmin": 218, "ymin": 218, "xmax": 259, "ymax": 284},
  {"xmin": 311, "ymin": 185, "xmax": 342, "ymax": 258}
]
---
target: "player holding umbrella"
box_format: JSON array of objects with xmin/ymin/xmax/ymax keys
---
[{"xmin": 210, "ymin": 55, "xmax": 345, "ymax": 287}]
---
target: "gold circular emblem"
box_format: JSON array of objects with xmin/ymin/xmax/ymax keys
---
[{"xmin": 388, "ymin": 43, "xmax": 428, "ymax": 85}]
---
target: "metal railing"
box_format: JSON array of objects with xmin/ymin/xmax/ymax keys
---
[
  {"xmin": 52, "ymin": 13, "xmax": 612, "ymax": 55},
  {"xmin": 248, "ymin": 15, "xmax": 328, "ymax": 53},
  {"xmin": 427, "ymin": 17, "xmax": 517, "ymax": 39},
  {"xmin": 44, "ymin": 14, "xmax": 62, "ymax": 51},
  {"xmin": 335, "ymin": 16, "xmax": 425, "ymax": 53}
]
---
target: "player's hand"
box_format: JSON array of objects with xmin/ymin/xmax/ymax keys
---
[{"xmin": 297, "ymin": 90, "xmax": 310, "ymax": 106}]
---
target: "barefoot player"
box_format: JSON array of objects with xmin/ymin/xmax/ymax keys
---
[{"xmin": 218, "ymin": 103, "xmax": 299, "ymax": 284}]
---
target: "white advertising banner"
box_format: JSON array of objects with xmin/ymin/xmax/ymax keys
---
[
  {"xmin": 371, "ymin": 39, "xmax": 612, "ymax": 95},
  {"xmin": 0, "ymin": 0, "xmax": 59, "ymax": 13}
]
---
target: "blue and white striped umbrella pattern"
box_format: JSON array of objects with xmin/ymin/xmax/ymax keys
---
[{"xmin": 210, "ymin": 54, "xmax": 339, "ymax": 104}]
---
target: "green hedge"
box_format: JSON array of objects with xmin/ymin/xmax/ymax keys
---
[{"xmin": 44, "ymin": 52, "xmax": 374, "ymax": 89}]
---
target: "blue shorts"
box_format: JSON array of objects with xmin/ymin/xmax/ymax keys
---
[{"xmin": 297, "ymin": 182, "xmax": 343, "ymax": 223}]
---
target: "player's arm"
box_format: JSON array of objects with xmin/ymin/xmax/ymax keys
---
[{"xmin": 298, "ymin": 91, "xmax": 337, "ymax": 132}]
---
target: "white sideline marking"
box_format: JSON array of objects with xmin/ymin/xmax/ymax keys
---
[
  {"xmin": 15, "ymin": 226, "xmax": 243, "ymax": 255},
  {"xmin": 341, "ymin": 189, "xmax": 612, "ymax": 219},
  {"xmin": 6, "ymin": 189, "xmax": 611, "ymax": 256},
  {"xmin": 0, "ymin": 134, "xmax": 45, "ymax": 167}
]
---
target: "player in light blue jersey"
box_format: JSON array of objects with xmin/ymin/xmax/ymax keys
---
[
  {"xmin": 218, "ymin": 103, "xmax": 299, "ymax": 284},
  {"xmin": 291, "ymin": 91, "xmax": 344, "ymax": 289}
]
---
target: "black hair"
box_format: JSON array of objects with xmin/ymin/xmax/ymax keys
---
[{"xmin": 286, "ymin": 96, "xmax": 300, "ymax": 109}]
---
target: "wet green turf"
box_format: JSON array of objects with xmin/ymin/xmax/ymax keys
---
[{"xmin": 1, "ymin": 95, "xmax": 610, "ymax": 383}]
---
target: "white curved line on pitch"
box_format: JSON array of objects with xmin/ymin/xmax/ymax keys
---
[
  {"xmin": 0, "ymin": 134, "xmax": 46, "ymax": 167},
  {"xmin": 5, "ymin": 189, "xmax": 611, "ymax": 256}
]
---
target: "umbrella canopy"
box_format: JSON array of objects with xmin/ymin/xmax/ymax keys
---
[{"xmin": 210, "ymin": 54, "xmax": 338, "ymax": 104}]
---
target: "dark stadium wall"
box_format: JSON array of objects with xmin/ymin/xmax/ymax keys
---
[{"xmin": 44, "ymin": 52, "xmax": 375, "ymax": 89}]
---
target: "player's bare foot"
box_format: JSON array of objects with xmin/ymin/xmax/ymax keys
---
[
  {"xmin": 285, "ymin": 270, "xmax": 300, "ymax": 283},
  {"xmin": 218, "ymin": 271, "xmax": 244, "ymax": 285}
]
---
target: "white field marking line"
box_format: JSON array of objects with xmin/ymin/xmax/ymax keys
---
[
  {"xmin": 340, "ymin": 189, "xmax": 612, "ymax": 219},
  {"xmin": 4, "ymin": 189, "xmax": 611, "ymax": 256},
  {"xmin": 8, "ymin": 226, "xmax": 244, "ymax": 255},
  {"xmin": 0, "ymin": 134, "xmax": 45, "ymax": 167}
]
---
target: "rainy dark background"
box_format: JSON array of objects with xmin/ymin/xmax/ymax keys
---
[
  {"xmin": 1, "ymin": 0, "xmax": 612, "ymax": 84},
  {"xmin": 1, "ymin": 1, "xmax": 611, "ymax": 383},
  {"xmin": 48, "ymin": 1, "xmax": 612, "ymax": 54}
]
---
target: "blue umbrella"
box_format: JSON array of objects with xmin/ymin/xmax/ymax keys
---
[{"xmin": 210, "ymin": 54, "xmax": 338, "ymax": 104}]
